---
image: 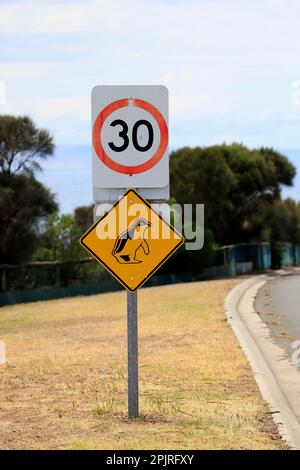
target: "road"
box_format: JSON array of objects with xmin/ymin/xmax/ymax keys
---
[
  {"xmin": 255, "ymin": 273, "xmax": 300, "ymax": 357},
  {"xmin": 226, "ymin": 275, "xmax": 300, "ymax": 449}
]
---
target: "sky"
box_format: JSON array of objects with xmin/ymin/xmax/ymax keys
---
[{"xmin": 0, "ymin": 0, "xmax": 300, "ymax": 151}]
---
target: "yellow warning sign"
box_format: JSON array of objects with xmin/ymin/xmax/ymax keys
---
[{"xmin": 80, "ymin": 189, "xmax": 184, "ymax": 292}]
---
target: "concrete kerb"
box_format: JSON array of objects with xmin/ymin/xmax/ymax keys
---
[{"xmin": 225, "ymin": 274, "xmax": 300, "ymax": 449}]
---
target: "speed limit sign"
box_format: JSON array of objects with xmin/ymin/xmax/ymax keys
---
[{"xmin": 91, "ymin": 86, "xmax": 169, "ymax": 199}]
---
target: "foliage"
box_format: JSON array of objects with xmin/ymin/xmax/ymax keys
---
[
  {"xmin": 0, "ymin": 115, "xmax": 54, "ymax": 175},
  {"xmin": 271, "ymin": 242, "xmax": 284, "ymax": 270},
  {"xmin": 33, "ymin": 213, "xmax": 83, "ymax": 262},
  {"xmin": 266, "ymin": 198, "xmax": 300, "ymax": 244},
  {"xmin": 170, "ymin": 144, "xmax": 296, "ymax": 245},
  {"xmin": 159, "ymin": 226, "xmax": 215, "ymax": 275},
  {"xmin": 0, "ymin": 115, "xmax": 57, "ymax": 264},
  {"xmin": 0, "ymin": 173, "xmax": 57, "ymax": 264},
  {"xmin": 74, "ymin": 204, "xmax": 94, "ymax": 232}
]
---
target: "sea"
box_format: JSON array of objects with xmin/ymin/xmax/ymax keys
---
[{"xmin": 37, "ymin": 145, "xmax": 300, "ymax": 214}]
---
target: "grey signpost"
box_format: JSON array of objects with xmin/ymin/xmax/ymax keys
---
[{"xmin": 127, "ymin": 291, "xmax": 139, "ymax": 418}]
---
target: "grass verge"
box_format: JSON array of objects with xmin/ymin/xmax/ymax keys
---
[{"xmin": 0, "ymin": 279, "xmax": 286, "ymax": 449}]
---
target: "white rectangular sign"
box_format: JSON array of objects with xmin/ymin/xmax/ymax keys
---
[{"xmin": 91, "ymin": 85, "xmax": 169, "ymax": 201}]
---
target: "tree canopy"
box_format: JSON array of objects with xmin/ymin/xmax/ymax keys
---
[
  {"xmin": 74, "ymin": 204, "xmax": 93, "ymax": 232},
  {"xmin": 170, "ymin": 144, "xmax": 297, "ymax": 245},
  {"xmin": 0, "ymin": 173, "xmax": 57, "ymax": 263},
  {"xmin": 33, "ymin": 214, "xmax": 83, "ymax": 262},
  {"xmin": 0, "ymin": 115, "xmax": 57, "ymax": 264},
  {"xmin": 0, "ymin": 115, "xmax": 54, "ymax": 175}
]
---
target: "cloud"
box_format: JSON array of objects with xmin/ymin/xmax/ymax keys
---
[
  {"xmin": 0, "ymin": 1, "xmax": 133, "ymax": 34},
  {"xmin": 170, "ymin": 92, "xmax": 237, "ymax": 118},
  {"xmin": 158, "ymin": 73, "xmax": 173, "ymax": 85},
  {"xmin": 283, "ymin": 113, "xmax": 300, "ymax": 122},
  {"xmin": 0, "ymin": 62, "xmax": 56, "ymax": 80},
  {"xmin": 1, "ymin": 0, "xmax": 300, "ymax": 149},
  {"xmin": 36, "ymin": 97, "xmax": 90, "ymax": 121},
  {"xmin": 0, "ymin": 80, "xmax": 6, "ymax": 105}
]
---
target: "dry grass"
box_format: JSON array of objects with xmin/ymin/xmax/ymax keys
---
[{"xmin": 0, "ymin": 279, "xmax": 286, "ymax": 450}]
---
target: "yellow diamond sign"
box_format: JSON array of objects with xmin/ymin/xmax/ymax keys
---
[{"xmin": 80, "ymin": 189, "xmax": 184, "ymax": 292}]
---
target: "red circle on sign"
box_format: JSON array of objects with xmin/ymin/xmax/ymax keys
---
[{"xmin": 92, "ymin": 98, "xmax": 168, "ymax": 174}]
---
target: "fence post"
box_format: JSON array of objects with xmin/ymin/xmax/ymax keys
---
[
  {"xmin": 1, "ymin": 268, "xmax": 7, "ymax": 291},
  {"xmin": 55, "ymin": 264, "xmax": 60, "ymax": 287}
]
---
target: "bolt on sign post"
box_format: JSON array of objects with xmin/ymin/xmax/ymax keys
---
[{"xmin": 81, "ymin": 86, "xmax": 184, "ymax": 419}]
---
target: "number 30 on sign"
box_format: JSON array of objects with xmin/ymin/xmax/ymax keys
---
[{"xmin": 92, "ymin": 85, "xmax": 169, "ymax": 189}]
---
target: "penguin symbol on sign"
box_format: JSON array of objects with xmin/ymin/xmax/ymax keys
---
[{"xmin": 112, "ymin": 218, "xmax": 152, "ymax": 264}]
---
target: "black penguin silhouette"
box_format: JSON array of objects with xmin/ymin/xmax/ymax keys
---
[{"xmin": 112, "ymin": 218, "xmax": 152, "ymax": 264}]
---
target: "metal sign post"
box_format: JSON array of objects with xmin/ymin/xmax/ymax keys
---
[
  {"xmin": 81, "ymin": 189, "xmax": 184, "ymax": 420},
  {"xmin": 127, "ymin": 291, "xmax": 138, "ymax": 418},
  {"xmin": 81, "ymin": 85, "xmax": 184, "ymax": 420}
]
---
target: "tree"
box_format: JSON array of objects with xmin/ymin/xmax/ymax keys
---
[
  {"xmin": 170, "ymin": 146, "xmax": 236, "ymax": 243},
  {"xmin": 74, "ymin": 204, "xmax": 93, "ymax": 232},
  {"xmin": 0, "ymin": 115, "xmax": 53, "ymax": 175},
  {"xmin": 0, "ymin": 115, "xmax": 57, "ymax": 264},
  {"xmin": 33, "ymin": 214, "xmax": 83, "ymax": 262},
  {"xmin": 0, "ymin": 173, "xmax": 57, "ymax": 263},
  {"xmin": 170, "ymin": 144, "xmax": 296, "ymax": 245},
  {"xmin": 158, "ymin": 227, "xmax": 216, "ymax": 275},
  {"xmin": 261, "ymin": 198, "xmax": 300, "ymax": 245},
  {"xmin": 256, "ymin": 198, "xmax": 300, "ymax": 269}
]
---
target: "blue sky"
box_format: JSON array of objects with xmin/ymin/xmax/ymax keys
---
[{"xmin": 1, "ymin": 0, "xmax": 300, "ymax": 150}]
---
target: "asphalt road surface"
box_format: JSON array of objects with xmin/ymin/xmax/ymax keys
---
[{"xmin": 255, "ymin": 273, "xmax": 300, "ymax": 359}]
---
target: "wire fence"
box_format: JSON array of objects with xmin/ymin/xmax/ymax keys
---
[
  {"xmin": 1, "ymin": 242, "xmax": 299, "ymax": 306},
  {"xmin": 0, "ymin": 258, "xmax": 107, "ymax": 292}
]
